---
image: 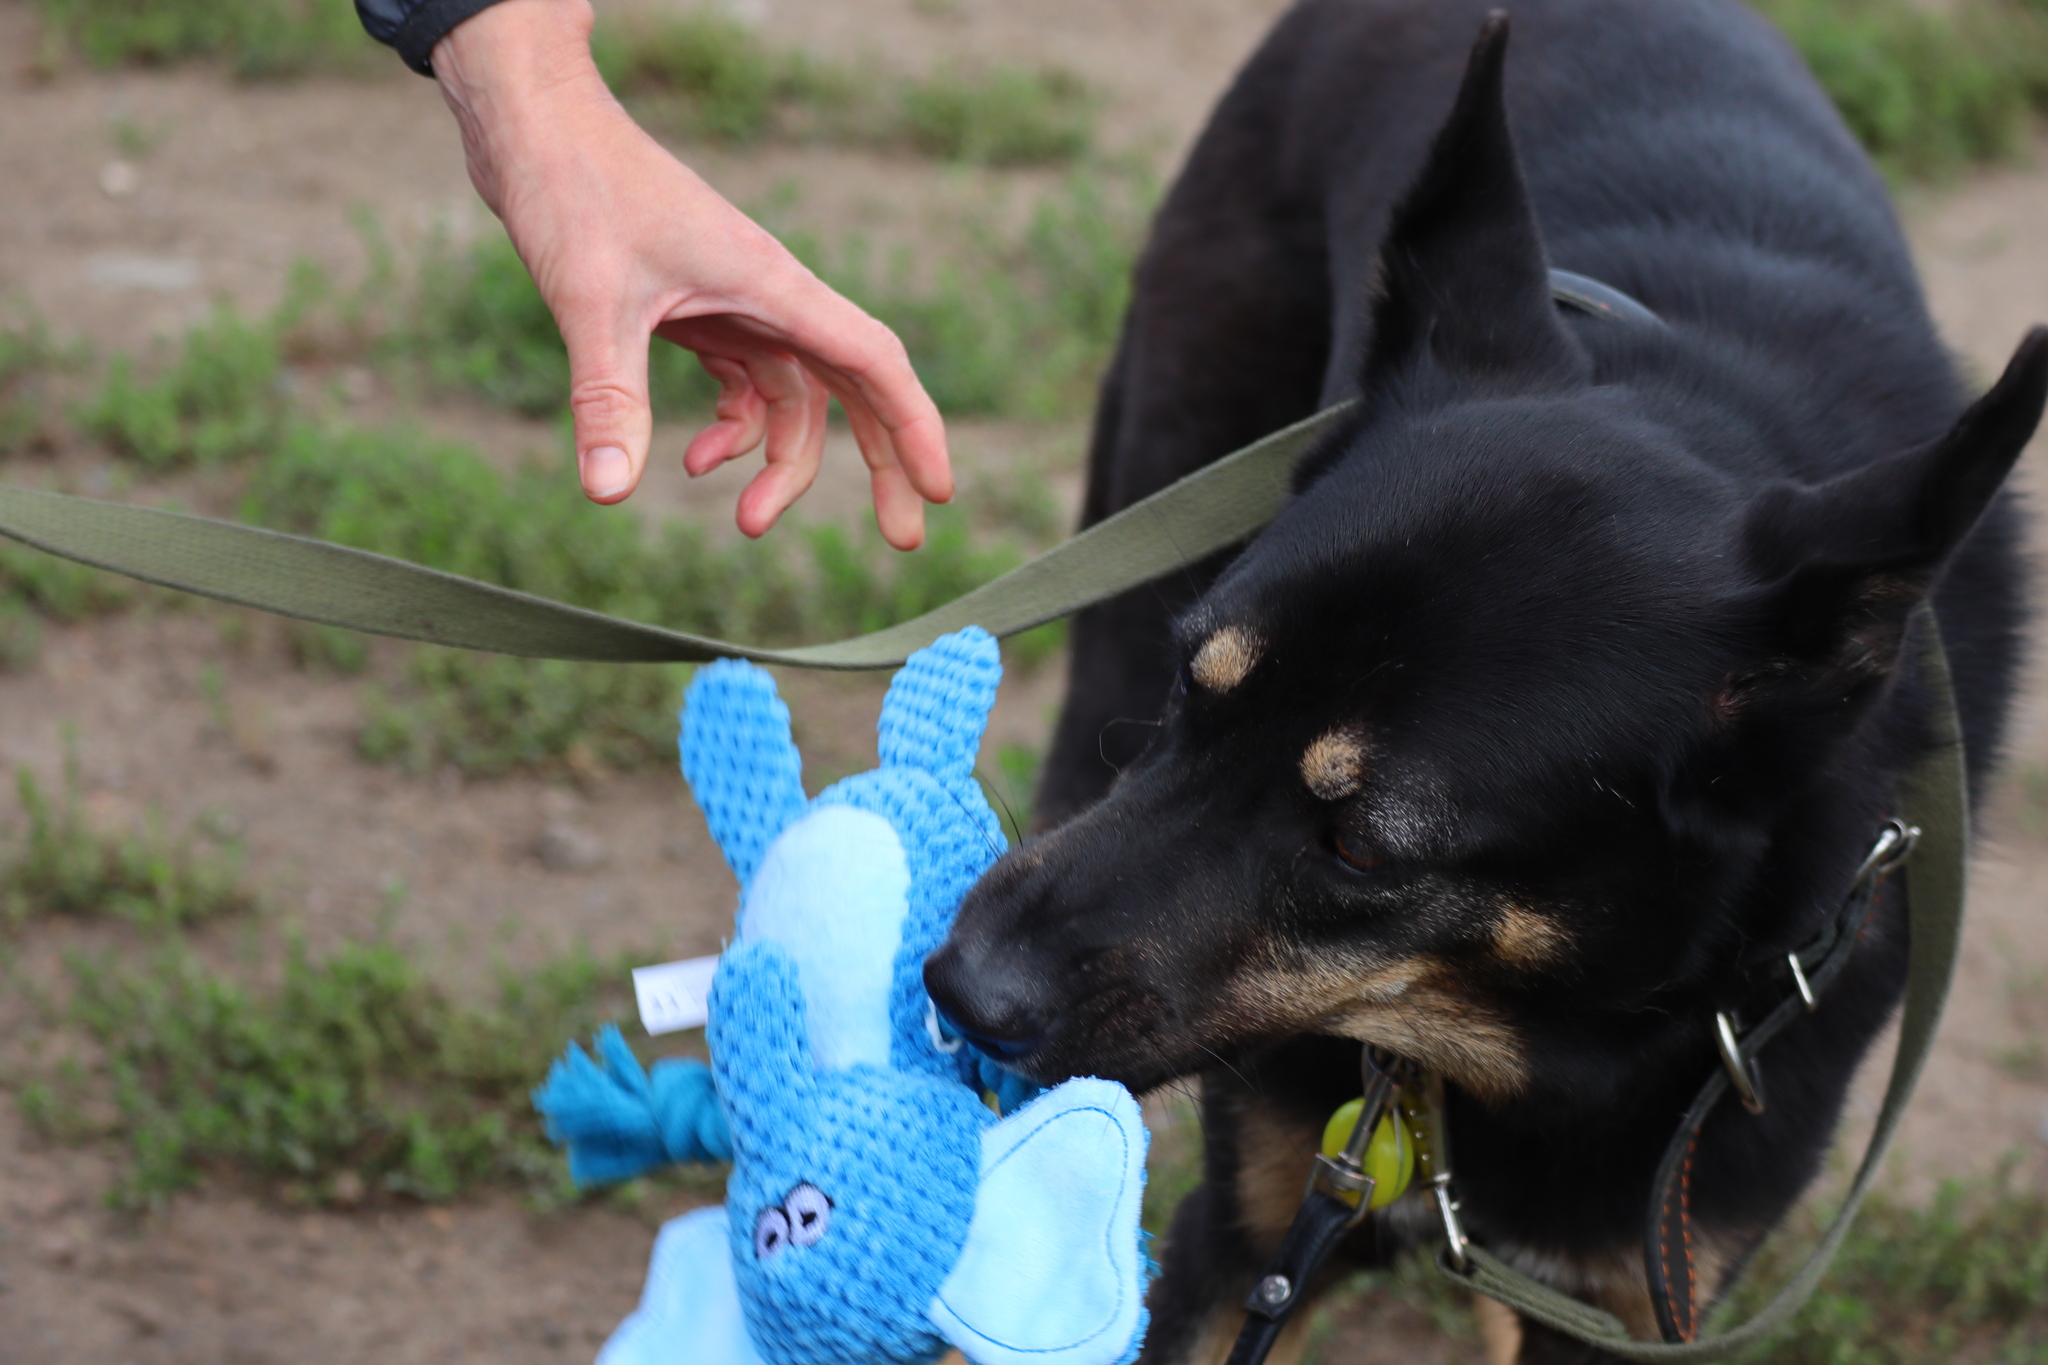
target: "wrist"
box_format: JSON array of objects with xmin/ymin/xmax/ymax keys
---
[
  {"xmin": 434, "ymin": 0, "xmax": 618, "ymax": 203},
  {"xmin": 435, "ymin": 0, "xmax": 597, "ymax": 91}
]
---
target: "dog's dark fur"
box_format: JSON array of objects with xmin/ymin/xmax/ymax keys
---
[{"xmin": 925, "ymin": 2, "xmax": 2047, "ymax": 1361}]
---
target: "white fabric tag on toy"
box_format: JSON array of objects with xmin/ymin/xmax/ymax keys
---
[{"xmin": 634, "ymin": 955, "xmax": 721, "ymax": 1035}]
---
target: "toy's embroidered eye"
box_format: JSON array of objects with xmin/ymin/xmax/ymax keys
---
[
  {"xmin": 754, "ymin": 1205, "xmax": 792, "ymax": 1259},
  {"xmin": 784, "ymin": 1184, "xmax": 832, "ymax": 1247}
]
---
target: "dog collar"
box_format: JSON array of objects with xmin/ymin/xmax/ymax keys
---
[{"xmin": 1549, "ymin": 268, "xmax": 1669, "ymax": 329}]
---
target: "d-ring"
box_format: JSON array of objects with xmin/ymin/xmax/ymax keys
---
[{"xmin": 1715, "ymin": 1012, "xmax": 1765, "ymax": 1114}]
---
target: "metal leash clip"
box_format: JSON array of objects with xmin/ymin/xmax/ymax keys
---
[
  {"xmin": 1409, "ymin": 1070, "xmax": 1468, "ymax": 1271},
  {"xmin": 1304, "ymin": 1047, "xmax": 1402, "ymax": 1228}
]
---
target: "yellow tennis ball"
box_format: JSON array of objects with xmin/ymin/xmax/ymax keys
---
[{"xmin": 1319, "ymin": 1099, "xmax": 1414, "ymax": 1210}]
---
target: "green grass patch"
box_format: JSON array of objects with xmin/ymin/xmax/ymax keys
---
[
  {"xmin": 20, "ymin": 937, "xmax": 653, "ymax": 1208},
  {"xmin": 1758, "ymin": 0, "xmax": 2048, "ymax": 180},
  {"xmin": 897, "ymin": 66, "xmax": 1094, "ymax": 166},
  {"xmin": 1727, "ymin": 1171, "xmax": 2048, "ymax": 1361},
  {"xmin": 0, "ymin": 542, "xmax": 134, "ymax": 674},
  {"xmin": 591, "ymin": 10, "xmax": 855, "ymax": 144},
  {"xmin": 83, "ymin": 301, "xmax": 290, "ymax": 470},
  {"xmin": 592, "ymin": 12, "xmax": 1093, "ymax": 164},
  {"xmin": 36, "ymin": 0, "xmax": 375, "ymax": 77},
  {"xmin": 2, "ymin": 747, "xmax": 252, "ymax": 929},
  {"xmin": 0, "ymin": 311, "xmax": 77, "ymax": 455}
]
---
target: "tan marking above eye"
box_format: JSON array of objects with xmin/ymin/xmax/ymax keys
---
[
  {"xmin": 1188, "ymin": 626, "xmax": 1262, "ymax": 693},
  {"xmin": 1301, "ymin": 729, "xmax": 1370, "ymax": 800},
  {"xmin": 1494, "ymin": 902, "xmax": 1571, "ymax": 968}
]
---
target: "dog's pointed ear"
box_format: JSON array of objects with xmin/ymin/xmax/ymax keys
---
[
  {"xmin": 1739, "ymin": 327, "xmax": 2048, "ymax": 693},
  {"xmin": 1364, "ymin": 12, "xmax": 1588, "ymax": 393}
]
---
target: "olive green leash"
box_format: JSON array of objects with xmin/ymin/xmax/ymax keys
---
[{"xmin": 0, "ymin": 403, "xmax": 1352, "ymax": 671}]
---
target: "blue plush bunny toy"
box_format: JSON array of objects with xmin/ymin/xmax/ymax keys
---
[{"xmin": 536, "ymin": 628, "xmax": 1150, "ymax": 1365}]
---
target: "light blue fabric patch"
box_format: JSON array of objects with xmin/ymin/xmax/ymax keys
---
[
  {"xmin": 599, "ymin": 1206, "xmax": 767, "ymax": 1365},
  {"xmin": 928, "ymin": 1078, "xmax": 1149, "ymax": 1365},
  {"xmin": 739, "ymin": 806, "xmax": 911, "ymax": 1071}
]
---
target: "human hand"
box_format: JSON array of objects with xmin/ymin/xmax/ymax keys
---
[{"xmin": 431, "ymin": 0, "xmax": 952, "ymax": 549}]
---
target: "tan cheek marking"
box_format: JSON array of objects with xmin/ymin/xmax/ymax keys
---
[
  {"xmin": 1225, "ymin": 953, "xmax": 1529, "ymax": 1101},
  {"xmin": 1494, "ymin": 902, "xmax": 1572, "ymax": 968},
  {"xmin": 1300, "ymin": 729, "xmax": 1370, "ymax": 800},
  {"xmin": 1324, "ymin": 959, "xmax": 1531, "ymax": 1102},
  {"xmin": 1190, "ymin": 626, "xmax": 1262, "ymax": 692}
]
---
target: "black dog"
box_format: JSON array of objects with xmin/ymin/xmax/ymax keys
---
[{"xmin": 925, "ymin": 2, "xmax": 2048, "ymax": 1362}]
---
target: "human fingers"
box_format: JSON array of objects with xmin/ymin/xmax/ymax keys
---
[
  {"xmin": 731, "ymin": 349, "xmax": 829, "ymax": 539},
  {"xmin": 746, "ymin": 271, "xmax": 955, "ymax": 506},
  {"xmin": 681, "ymin": 353, "xmax": 768, "ymax": 478},
  {"xmin": 556, "ymin": 286, "xmax": 655, "ymax": 504},
  {"xmin": 833, "ymin": 395, "xmax": 928, "ymax": 550}
]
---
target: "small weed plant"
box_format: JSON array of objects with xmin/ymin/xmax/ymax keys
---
[
  {"xmin": 2, "ymin": 750, "xmax": 252, "ymax": 929},
  {"xmin": 23, "ymin": 938, "xmax": 650, "ymax": 1207},
  {"xmin": 591, "ymin": 11, "xmax": 1093, "ymax": 164},
  {"xmin": 0, "ymin": 311, "xmax": 75, "ymax": 455},
  {"xmin": 1758, "ymin": 0, "xmax": 2048, "ymax": 180},
  {"xmin": 84, "ymin": 302, "xmax": 290, "ymax": 469},
  {"xmin": 1726, "ymin": 1170, "xmax": 2048, "ymax": 1361},
  {"xmin": 37, "ymin": 0, "xmax": 374, "ymax": 76},
  {"xmin": 897, "ymin": 66, "xmax": 1094, "ymax": 166}
]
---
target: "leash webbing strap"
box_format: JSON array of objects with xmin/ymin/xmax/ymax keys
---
[
  {"xmin": 0, "ymin": 404, "xmax": 1354, "ymax": 671},
  {"xmin": 1437, "ymin": 606, "xmax": 1969, "ymax": 1360}
]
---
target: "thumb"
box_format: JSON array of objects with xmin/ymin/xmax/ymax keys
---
[{"xmin": 559, "ymin": 302, "xmax": 655, "ymax": 504}]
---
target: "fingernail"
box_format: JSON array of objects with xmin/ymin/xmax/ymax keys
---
[{"xmin": 582, "ymin": 446, "xmax": 631, "ymax": 497}]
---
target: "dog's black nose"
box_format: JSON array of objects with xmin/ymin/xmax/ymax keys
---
[{"xmin": 923, "ymin": 940, "xmax": 1046, "ymax": 1061}]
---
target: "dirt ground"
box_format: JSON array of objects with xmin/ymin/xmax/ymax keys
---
[{"xmin": 2, "ymin": 0, "xmax": 2048, "ymax": 1361}]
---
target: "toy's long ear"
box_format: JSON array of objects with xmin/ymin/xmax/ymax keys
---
[
  {"xmin": 928, "ymin": 1078, "xmax": 1149, "ymax": 1365},
  {"xmin": 683, "ymin": 660, "xmax": 808, "ymax": 887},
  {"xmin": 597, "ymin": 1206, "xmax": 769, "ymax": 1365},
  {"xmin": 878, "ymin": 627, "xmax": 1002, "ymax": 788}
]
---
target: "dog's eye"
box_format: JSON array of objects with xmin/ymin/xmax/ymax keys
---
[{"xmin": 1332, "ymin": 829, "xmax": 1385, "ymax": 873}]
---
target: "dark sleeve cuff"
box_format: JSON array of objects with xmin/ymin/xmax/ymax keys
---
[{"xmin": 357, "ymin": 0, "xmax": 512, "ymax": 76}]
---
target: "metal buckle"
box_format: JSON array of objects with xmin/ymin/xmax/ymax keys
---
[
  {"xmin": 1787, "ymin": 953, "xmax": 1817, "ymax": 1011},
  {"xmin": 1853, "ymin": 818, "xmax": 1919, "ymax": 887},
  {"xmin": 1715, "ymin": 1011, "xmax": 1766, "ymax": 1114}
]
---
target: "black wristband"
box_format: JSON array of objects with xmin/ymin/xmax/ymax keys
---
[{"xmin": 391, "ymin": 0, "xmax": 512, "ymax": 76}]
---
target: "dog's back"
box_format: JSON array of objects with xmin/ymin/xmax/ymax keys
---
[{"xmin": 1043, "ymin": 0, "xmax": 2021, "ymax": 823}]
